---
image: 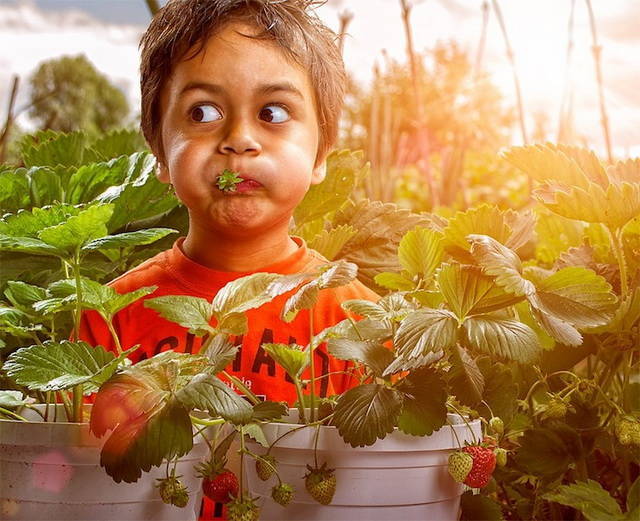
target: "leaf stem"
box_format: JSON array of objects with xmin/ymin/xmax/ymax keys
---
[
  {"xmin": 104, "ymin": 316, "xmax": 123, "ymax": 356},
  {"xmin": 72, "ymin": 384, "xmax": 84, "ymax": 423},
  {"xmin": 239, "ymin": 426, "xmax": 245, "ymax": 499},
  {"xmin": 189, "ymin": 415, "xmax": 226, "ymax": 427},
  {"xmin": 608, "ymin": 226, "xmax": 628, "ymax": 297},
  {"xmin": 308, "ymin": 311, "xmax": 316, "ymax": 423},
  {"xmin": 71, "ymin": 252, "xmax": 83, "ymax": 342},
  {"xmin": 292, "ymin": 377, "xmax": 307, "ymax": 424},
  {"xmin": 222, "ymin": 371, "xmax": 260, "ymax": 406},
  {"xmin": 447, "ymin": 402, "xmax": 478, "ymax": 444},
  {"xmin": 0, "ymin": 406, "xmax": 28, "ymax": 421}
]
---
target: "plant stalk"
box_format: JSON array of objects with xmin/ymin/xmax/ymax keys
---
[
  {"xmin": 308, "ymin": 311, "xmax": 316, "ymax": 423},
  {"xmin": 0, "ymin": 406, "xmax": 28, "ymax": 421},
  {"xmin": 222, "ymin": 371, "xmax": 260, "ymax": 406}
]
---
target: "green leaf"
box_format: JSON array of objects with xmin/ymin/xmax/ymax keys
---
[
  {"xmin": 477, "ymin": 358, "xmax": 519, "ymax": 423},
  {"xmin": 100, "ymin": 397, "xmax": 193, "ymax": 483},
  {"xmin": 463, "ymin": 314, "xmax": 541, "ymax": 363},
  {"xmin": 330, "ymin": 199, "xmax": 431, "ymax": 289},
  {"xmin": 468, "ymin": 234, "xmax": 536, "ymax": 297},
  {"xmin": 307, "ymin": 224, "xmax": 358, "ymax": 261},
  {"xmin": 536, "ymin": 180, "xmax": 640, "ymax": 230},
  {"xmin": 504, "ymin": 144, "xmax": 597, "ymax": 189},
  {"xmin": 544, "ymin": 480, "xmax": 624, "ymax": 521},
  {"xmin": 333, "ymin": 384, "xmax": 402, "ymax": 447},
  {"xmin": 628, "ymin": 476, "xmax": 640, "ymax": 513},
  {"xmin": 447, "ymin": 344, "xmax": 484, "ymax": 406},
  {"xmin": 145, "ymin": 295, "xmax": 213, "ymax": 336},
  {"xmin": 212, "ymin": 272, "xmax": 281, "ymax": 318},
  {"xmin": 89, "ymin": 128, "xmax": 147, "ymax": 161},
  {"xmin": 383, "ymin": 350, "xmax": 444, "ymax": 376},
  {"xmin": 437, "ymin": 262, "xmax": 524, "ymax": 320},
  {"xmin": 0, "ymin": 204, "xmax": 79, "ymax": 237},
  {"xmin": 242, "ymin": 423, "xmax": 268, "ymax": 447},
  {"xmin": 443, "ymin": 204, "xmax": 513, "ymax": 263},
  {"xmin": 38, "ymin": 204, "xmax": 114, "ymax": 253},
  {"xmin": 609, "ymin": 157, "xmax": 640, "ymax": 184},
  {"xmin": 0, "ymin": 390, "xmax": 31, "ymax": 409},
  {"xmin": 515, "ymin": 428, "xmax": 571, "ymax": 479},
  {"xmin": 176, "ymin": 373, "xmax": 253, "ymax": 425},
  {"xmin": 341, "ymin": 299, "xmax": 388, "ymax": 320},
  {"xmin": 50, "ymin": 277, "xmax": 157, "ymax": 319},
  {"xmin": 82, "ymin": 228, "xmax": 176, "ymax": 251},
  {"xmin": 374, "ymin": 271, "xmax": 415, "ymax": 291},
  {"xmin": 396, "ymin": 368, "xmax": 447, "ymax": 436},
  {"xmin": 531, "ymin": 307, "xmax": 582, "ymax": 346},
  {"xmin": 0, "ymin": 168, "xmax": 30, "ymax": 213},
  {"xmin": 66, "ymin": 154, "xmax": 132, "ymax": 204},
  {"xmin": 95, "ymin": 152, "xmax": 178, "ymax": 231},
  {"xmin": 589, "ymin": 287, "xmax": 640, "ymax": 333},
  {"xmin": 250, "ymin": 401, "xmax": 288, "ymax": 422},
  {"xmin": 294, "ymin": 149, "xmax": 367, "ymax": 228},
  {"xmin": 20, "ymin": 130, "xmax": 89, "ymax": 169},
  {"xmin": 532, "ymin": 267, "xmax": 617, "ymax": 328},
  {"xmin": 398, "ymin": 227, "xmax": 444, "ymax": 280},
  {"xmin": 0, "ymin": 235, "xmax": 64, "ymax": 257},
  {"xmin": 460, "ymin": 490, "xmax": 505, "ymax": 521},
  {"xmin": 262, "ymin": 343, "xmax": 308, "ymax": 379},
  {"xmin": 394, "ymin": 309, "xmax": 458, "ymax": 358},
  {"xmin": 4, "ymin": 281, "xmax": 47, "ymax": 311},
  {"xmin": 327, "ymin": 339, "xmax": 393, "ymax": 377},
  {"xmin": 281, "ymin": 261, "xmax": 357, "ymax": 321},
  {"xmin": 199, "ymin": 333, "xmax": 239, "ymax": 374},
  {"xmin": 3, "ymin": 340, "xmax": 131, "ymax": 393}
]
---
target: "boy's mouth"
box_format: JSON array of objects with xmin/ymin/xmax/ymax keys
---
[{"xmin": 216, "ymin": 168, "xmax": 263, "ymax": 194}]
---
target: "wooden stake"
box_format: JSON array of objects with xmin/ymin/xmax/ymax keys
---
[{"xmin": 0, "ymin": 75, "xmax": 20, "ymax": 165}]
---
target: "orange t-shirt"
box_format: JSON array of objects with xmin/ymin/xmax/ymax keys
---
[
  {"xmin": 80, "ymin": 236, "xmax": 378, "ymax": 401},
  {"xmin": 79, "ymin": 236, "xmax": 379, "ymax": 521}
]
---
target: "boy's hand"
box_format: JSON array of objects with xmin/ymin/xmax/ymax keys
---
[{"xmin": 216, "ymin": 169, "xmax": 243, "ymax": 193}]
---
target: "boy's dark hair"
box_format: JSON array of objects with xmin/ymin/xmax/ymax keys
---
[{"xmin": 140, "ymin": 0, "xmax": 346, "ymax": 163}]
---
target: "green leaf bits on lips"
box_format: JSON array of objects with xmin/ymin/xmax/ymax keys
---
[{"xmin": 216, "ymin": 169, "xmax": 243, "ymax": 193}]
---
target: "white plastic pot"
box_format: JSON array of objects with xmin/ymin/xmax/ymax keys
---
[
  {"xmin": 0, "ymin": 405, "xmax": 208, "ymax": 521},
  {"xmin": 245, "ymin": 413, "xmax": 481, "ymax": 521}
]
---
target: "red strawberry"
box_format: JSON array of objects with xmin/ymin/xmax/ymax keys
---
[
  {"xmin": 461, "ymin": 445, "xmax": 497, "ymax": 488},
  {"xmin": 197, "ymin": 458, "xmax": 239, "ymax": 504}
]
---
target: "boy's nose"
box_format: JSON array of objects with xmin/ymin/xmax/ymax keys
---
[{"xmin": 217, "ymin": 120, "xmax": 262, "ymax": 155}]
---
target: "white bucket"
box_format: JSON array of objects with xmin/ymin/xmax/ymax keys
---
[
  {"xmin": 245, "ymin": 413, "xmax": 481, "ymax": 521},
  {"xmin": 0, "ymin": 405, "xmax": 208, "ymax": 521}
]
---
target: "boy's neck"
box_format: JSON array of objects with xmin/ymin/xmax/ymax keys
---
[{"xmin": 181, "ymin": 225, "xmax": 300, "ymax": 272}]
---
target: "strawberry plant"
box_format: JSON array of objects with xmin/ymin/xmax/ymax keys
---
[{"xmin": 0, "ymin": 133, "xmax": 637, "ymax": 521}]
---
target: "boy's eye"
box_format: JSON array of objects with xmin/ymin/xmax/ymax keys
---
[
  {"xmin": 191, "ymin": 104, "xmax": 222, "ymax": 123},
  {"xmin": 259, "ymin": 105, "xmax": 290, "ymax": 123}
]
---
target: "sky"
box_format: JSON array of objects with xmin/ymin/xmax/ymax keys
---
[{"xmin": 1, "ymin": 0, "xmax": 639, "ymax": 158}]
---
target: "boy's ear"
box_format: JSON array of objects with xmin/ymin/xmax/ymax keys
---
[{"xmin": 155, "ymin": 161, "xmax": 170, "ymax": 183}]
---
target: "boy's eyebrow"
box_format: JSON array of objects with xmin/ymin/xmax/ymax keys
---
[{"xmin": 178, "ymin": 81, "xmax": 305, "ymax": 100}]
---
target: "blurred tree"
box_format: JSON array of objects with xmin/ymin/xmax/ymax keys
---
[
  {"xmin": 340, "ymin": 41, "xmax": 515, "ymax": 207},
  {"xmin": 27, "ymin": 54, "xmax": 129, "ymax": 136},
  {"xmin": 341, "ymin": 41, "xmax": 513, "ymax": 159}
]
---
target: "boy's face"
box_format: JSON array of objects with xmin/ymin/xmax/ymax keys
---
[{"xmin": 157, "ymin": 22, "xmax": 325, "ymax": 237}]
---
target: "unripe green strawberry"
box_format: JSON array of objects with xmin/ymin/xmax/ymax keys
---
[
  {"xmin": 271, "ymin": 482, "xmax": 295, "ymax": 506},
  {"xmin": 156, "ymin": 474, "xmax": 189, "ymax": 507},
  {"xmin": 304, "ymin": 463, "xmax": 336, "ymax": 505},
  {"xmin": 546, "ymin": 397, "xmax": 568, "ymax": 419},
  {"xmin": 171, "ymin": 482, "xmax": 189, "ymax": 508},
  {"xmin": 615, "ymin": 416, "xmax": 640, "ymax": 446},
  {"xmin": 256, "ymin": 454, "xmax": 277, "ymax": 481},
  {"xmin": 448, "ymin": 451, "xmax": 473, "ymax": 483},
  {"xmin": 226, "ymin": 496, "xmax": 260, "ymax": 521},
  {"xmin": 495, "ymin": 447, "xmax": 508, "ymax": 467},
  {"xmin": 462, "ymin": 445, "xmax": 497, "ymax": 488},
  {"xmin": 489, "ymin": 417, "xmax": 504, "ymax": 436}
]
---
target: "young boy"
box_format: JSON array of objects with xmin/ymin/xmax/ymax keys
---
[{"xmin": 80, "ymin": 1, "xmax": 377, "ymax": 515}]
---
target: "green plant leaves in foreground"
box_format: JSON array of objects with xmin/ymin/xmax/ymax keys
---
[
  {"xmin": 333, "ymin": 384, "xmax": 403, "ymax": 447},
  {"xmin": 544, "ymin": 480, "xmax": 633, "ymax": 521},
  {"xmin": 3, "ymin": 340, "xmax": 133, "ymax": 394},
  {"xmin": 263, "ymin": 343, "xmax": 308, "ymax": 379},
  {"xmin": 396, "ymin": 368, "xmax": 447, "ymax": 436}
]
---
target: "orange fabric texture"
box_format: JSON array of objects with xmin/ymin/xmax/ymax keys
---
[{"xmin": 79, "ymin": 237, "xmax": 378, "ymax": 521}]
